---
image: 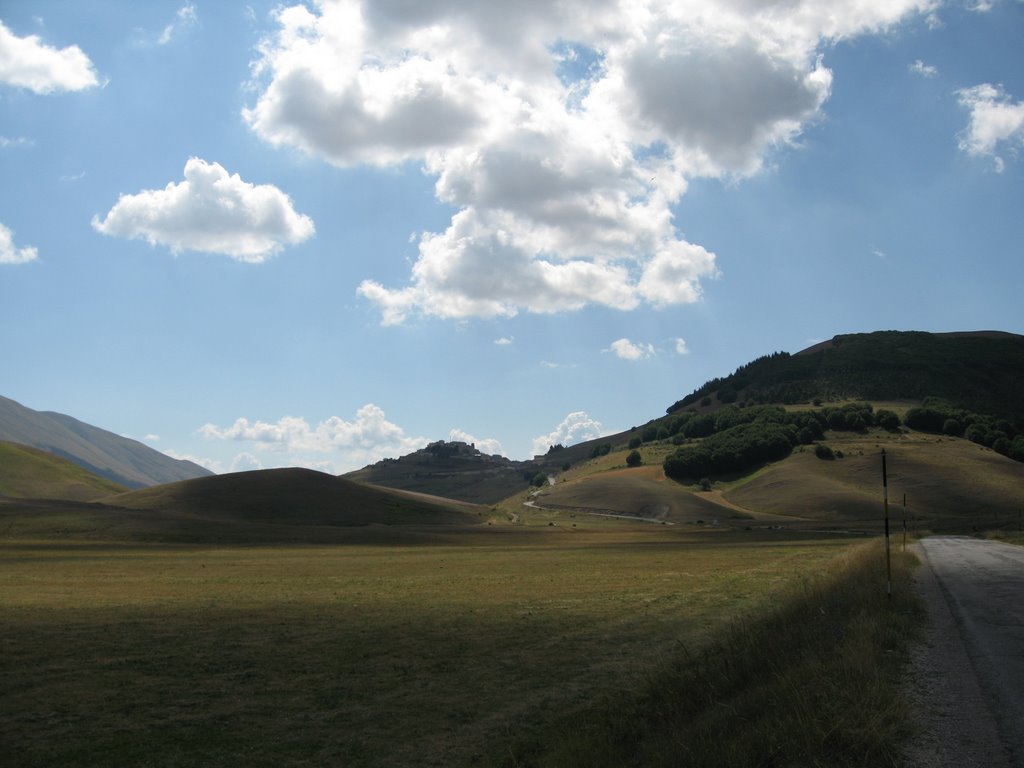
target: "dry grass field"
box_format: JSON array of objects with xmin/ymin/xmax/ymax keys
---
[{"xmin": 2, "ymin": 526, "xmax": 862, "ymax": 767}]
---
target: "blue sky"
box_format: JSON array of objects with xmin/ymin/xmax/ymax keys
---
[{"xmin": 2, "ymin": 1, "xmax": 1022, "ymax": 473}]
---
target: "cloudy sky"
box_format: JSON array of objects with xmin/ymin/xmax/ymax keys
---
[{"xmin": 2, "ymin": 1, "xmax": 1022, "ymax": 473}]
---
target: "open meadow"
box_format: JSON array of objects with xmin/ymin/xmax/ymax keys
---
[{"xmin": 0, "ymin": 525, "xmax": 905, "ymax": 767}]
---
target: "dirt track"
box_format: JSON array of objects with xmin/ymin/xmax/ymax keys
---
[{"xmin": 903, "ymin": 537, "xmax": 1024, "ymax": 767}]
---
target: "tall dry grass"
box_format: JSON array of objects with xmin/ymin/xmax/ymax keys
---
[{"xmin": 507, "ymin": 540, "xmax": 923, "ymax": 768}]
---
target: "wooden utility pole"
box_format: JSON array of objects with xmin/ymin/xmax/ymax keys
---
[{"xmin": 882, "ymin": 449, "xmax": 892, "ymax": 600}]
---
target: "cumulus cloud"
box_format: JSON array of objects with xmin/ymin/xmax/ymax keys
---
[
  {"xmin": 200, "ymin": 404, "xmax": 430, "ymax": 471},
  {"xmin": 531, "ymin": 411, "xmax": 604, "ymax": 458},
  {"xmin": 606, "ymin": 338, "xmax": 655, "ymax": 361},
  {"xmin": 494, "ymin": 336, "xmax": 514, "ymax": 346},
  {"xmin": 957, "ymin": 83, "xmax": 1024, "ymax": 172},
  {"xmin": 230, "ymin": 452, "xmax": 264, "ymax": 472},
  {"xmin": 674, "ymin": 338, "xmax": 689, "ymax": 356},
  {"xmin": 91, "ymin": 158, "xmax": 315, "ymax": 261},
  {"xmin": 0, "ymin": 20, "xmax": 99, "ymax": 93},
  {"xmin": 0, "ymin": 223, "xmax": 38, "ymax": 264},
  {"xmin": 448, "ymin": 428, "xmax": 506, "ymax": 457},
  {"xmin": 245, "ymin": 1, "xmax": 933, "ymax": 324}
]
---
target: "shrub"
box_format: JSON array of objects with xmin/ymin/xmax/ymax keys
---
[
  {"xmin": 531, "ymin": 473, "xmax": 548, "ymax": 487},
  {"xmin": 815, "ymin": 443, "xmax": 835, "ymax": 460},
  {"xmin": 965, "ymin": 424, "xmax": 987, "ymax": 444},
  {"xmin": 628, "ymin": 436, "xmax": 642, "ymax": 450},
  {"xmin": 874, "ymin": 410, "xmax": 900, "ymax": 432},
  {"xmin": 626, "ymin": 450, "xmax": 642, "ymax": 467},
  {"xmin": 942, "ymin": 418, "xmax": 963, "ymax": 437},
  {"xmin": 904, "ymin": 407, "xmax": 948, "ymax": 433}
]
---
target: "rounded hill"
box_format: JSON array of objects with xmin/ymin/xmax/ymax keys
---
[{"xmin": 106, "ymin": 468, "xmax": 482, "ymax": 529}]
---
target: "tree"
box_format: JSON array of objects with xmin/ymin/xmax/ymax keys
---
[
  {"xmin": 875, "ymin": 410, "xmax": 900, "ymax": 432},
  {"xmin": 626, "ymin": 450, "xmax": 642, "ymax": 467},
  {"xmin": 628, "ymin": 436, "xmax": 642, "ymax": 449},
  {"xmin": 531, "ymin": 472, "xmax": 548, "ymax": 487},
  {"xmin": 942, "ymin": 418, "xmax": 963, "ymax": 437}
]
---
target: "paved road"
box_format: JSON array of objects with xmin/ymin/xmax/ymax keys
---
[{"xmin": 908, "ymin": 537, "xmax": 1024, "ymax": 767}]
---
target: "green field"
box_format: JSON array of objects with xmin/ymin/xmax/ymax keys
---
[{"xmin": 2, "ymin": 527, "xmax": 872, "ymax": 767}]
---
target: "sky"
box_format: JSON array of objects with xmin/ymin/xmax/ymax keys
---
[{"xmin": 1, "ymin": 1, "xmax": 1023, "ymax": 474}]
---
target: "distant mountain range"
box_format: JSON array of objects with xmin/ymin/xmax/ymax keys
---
[
  {"xmin": 0, "ymin": 395, "xmax": 212, "ymax": 489},
  {"xmin": 2, "ymin": 330, "xmax": 1023, "ymax": 539}
]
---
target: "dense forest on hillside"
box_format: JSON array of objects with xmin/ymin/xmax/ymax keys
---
[{"xmin": 667, "ymin": 331, "xmax": 1024, "ymax": 424}]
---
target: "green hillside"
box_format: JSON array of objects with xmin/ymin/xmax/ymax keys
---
[
  {"xmin": 0, "ymin": 441, "xmax": 127, "ymax": 501},
  {"xmin": 0, "ymin": 395, "xmax": 212, "ymax": 488},
  {"xmin": 667, "ymin": 330, "xmax": 1024, "ymax": 421}
]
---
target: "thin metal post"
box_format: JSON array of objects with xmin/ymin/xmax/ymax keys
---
[
  {"xmin": 882, "ymin": 449, "xmax": 891, "ymax": 600},
  {"xmin": 902, "ymin": 493, "xmax": 907, "ymax": 552}
]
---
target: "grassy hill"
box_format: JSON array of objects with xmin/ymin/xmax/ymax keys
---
[
  {"xmin": 0, "ymin": 395, "xmax": 212, "ymax": 488},
  {"xmin": 0, "ymin": 441, "xmax": 128, "ymax": 501},
  {"xmin": 532, "ymin": 464, "xmax": 745, "ymax": 524},
  {"xmin": 108, "ymin": 468, "xmax": 484, "ymax": 526},
  {"xmin": 514, "ymin": 416, "xmax": 1024, "ymax": 535},
  {"xmin": 0, "ymin": 468, "xmax": 486, "ymax": 544},
  {"xmin": 723, "ymin": 428, "xmax": 1024, "ymax": 533}
]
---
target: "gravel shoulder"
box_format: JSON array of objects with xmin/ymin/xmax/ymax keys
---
[{"xmin": 902, "ymin": 537, "xmax": 1024, "ymax": 768}]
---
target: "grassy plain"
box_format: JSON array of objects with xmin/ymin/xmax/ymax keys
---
[{"xmin": 2, "ymin": 527, "xmax": 862, "ymax": 767}]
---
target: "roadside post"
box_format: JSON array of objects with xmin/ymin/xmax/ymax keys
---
[
  {"xmin": 902, "ymin": 494, "xmax": 907, "ymax": 552},
  {"xmin": 882, "ymin": 449, "xmax": 892, "ymax": 600}
]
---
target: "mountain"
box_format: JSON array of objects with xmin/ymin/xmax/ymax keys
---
[
  {"xmin": 351, "ymin": 330, "xmax": 1024, "ymax": 534},
  {"xmin": 0, "ymin": 395, "xmax": 212, "ymax": 488},
  {"xmin": 667, "ymin": 330, "xmax": 1024, "ymax": 420},
  {"xmin": 0, "ymin": 441, "xmax": 127, "ymax": 501},
  {"xmin": 345, "ymin": 440, "xmax": 537, "ymax": 504}
]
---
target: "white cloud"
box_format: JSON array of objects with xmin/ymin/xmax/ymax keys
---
[
  {"xmin": 957, "ymin": 83, "xmax": 1024, "ymax": 171},
  {"xmin": 0, "ymin": 20, "xmax": 99, "ymax": 93},
  {"xmin": 910, "ymin": 59, "xmax": 938, "ymax": 77},
  {"xmin": 531, "ymin": 411, "xmax": 604, "ymax": 457},
  {"xmin": 200, "ymin": 404, "xmax": 430, "ymax": 472},
  {"xmin": 144, "ymin": 434, "xmax": 160, "ymax": 442},
  {"xmin": 0, "ymin": 223, "xmax": 38, "ymax": 264},
  {"xmin": 448, "ymin": 428, "xmax": 506, "ymax": 457},
  {"xmin": 163, "ymin": 450, "xmax": 224, "ymax": 474},
  {"xmin": 158, "ymin": 4, "xmax": 198, "ymax": 45},
  {"xmin": 246, "ymin": 1, "xmax": 934, "ymax": 324},
  {"xmin": 92, "ymin": 158, "xmax": 315, "ymax": 261},
  {"xmin": 230, "ymin": 452, "xmax": 264, "ymax": 472},
  {"xmin": 494, "ymin": 336, "xmax": 514, "ymax": 346},
  {"xmin": 606, "ymin": 338, "xmax": 655, "ymax": 361},
  {"xmin": 0, "ymin": 135, "xmax": 33, "ymax": 148},
  {"xmin": 674, "ymin": 338, "xmax": 689, "ymax": 356}
]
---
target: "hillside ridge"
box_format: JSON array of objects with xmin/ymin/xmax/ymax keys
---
[{"xmin": 0, "ymin": 395, "xmax": 211, "ymax": 488}]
